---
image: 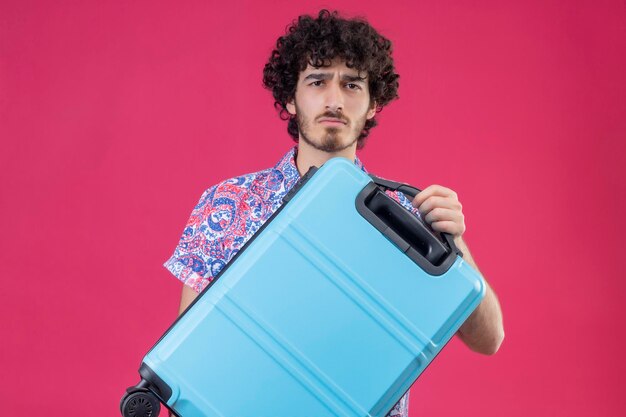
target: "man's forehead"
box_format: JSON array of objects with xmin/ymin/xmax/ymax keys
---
[{"xmin": 301, "ymin": 61, "xmax": 368, "ymax": 78}]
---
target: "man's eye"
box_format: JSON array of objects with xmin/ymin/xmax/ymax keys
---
[
  {"xmin": 346, "ymin": 83, "xmax": 361, "ymax": 90},
  {"xmin": 311, "ymin": 80, "xmax": 324, "ymax": 86}
]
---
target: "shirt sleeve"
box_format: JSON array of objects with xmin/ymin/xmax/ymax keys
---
[{"xmin": 164, "ymin": 184, "xmax": 229, "ymax": 293}]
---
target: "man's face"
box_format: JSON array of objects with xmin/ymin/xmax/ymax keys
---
[{"xmin": 286, "ymin": 59, "xmax": 377, "ymax": 153}]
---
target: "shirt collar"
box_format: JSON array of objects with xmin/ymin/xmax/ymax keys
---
[{"xmin": 274, "ymin": 146, "xmax": 368, "ymax": 187}]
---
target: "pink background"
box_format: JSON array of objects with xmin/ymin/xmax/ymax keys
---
[{"xmin": 1, "ymin": 0, "xmax": 625, "ymax": 415}]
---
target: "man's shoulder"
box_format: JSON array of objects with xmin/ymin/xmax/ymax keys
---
[
  {"xmin": 216, "ymin": 167, "xmax": 274, "ymax": 192},
  {"xmin": 195, "ymin": 165, "xmax": 287, "ymax": 208}
]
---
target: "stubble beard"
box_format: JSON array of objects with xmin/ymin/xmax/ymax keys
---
[{"xmin": 295, "ymin": 105, "xmax": 367, "ymax": 153}]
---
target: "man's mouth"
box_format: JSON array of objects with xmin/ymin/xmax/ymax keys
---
[{"xmin": 318, "ymin": 117, "xmax": 347, "ymax": 125}]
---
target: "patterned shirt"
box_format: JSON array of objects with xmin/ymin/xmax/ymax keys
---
[{"xmin": 165, "ymin": 146, "xmax": 417, "ymax": 416}]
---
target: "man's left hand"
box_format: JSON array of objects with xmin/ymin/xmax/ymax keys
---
[{"xmin": 411, "ymin": 185, "xmax": 465, "ymax": 239}]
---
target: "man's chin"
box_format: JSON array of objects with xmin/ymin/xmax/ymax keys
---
[
  {"xmin": 314, "ymin": 139, "xmax": 354, "ymax": 153},
  {"xmin": 300, "ymin": 130, "xmax": 358, "ymax": 153}
]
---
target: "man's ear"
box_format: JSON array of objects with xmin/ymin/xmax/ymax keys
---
[
  {"xmin": 366, "ymin": 101, "xmax": 377, "ymax": 120},
  {"xmin": 286, "ymin": 99, "xmax": 296, "ymax": 116}
]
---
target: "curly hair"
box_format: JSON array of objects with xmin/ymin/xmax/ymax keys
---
[{"xmin": 262, "ymin": 9, "xmax": 400, "ymax": 149}]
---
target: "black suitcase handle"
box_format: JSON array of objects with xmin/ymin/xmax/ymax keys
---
[
  {"xmin": 356, "ymin": 175, "xmax": 461, "ymax": 276},
  {"xmin": 368, "ymin": 174, "xmax": 461, "ymax": 256}
]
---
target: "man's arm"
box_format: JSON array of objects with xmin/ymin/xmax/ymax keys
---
[
  {"xmin": 453, "ymin": 237, "xmax": 504, "ymax": 355},
  {"xmin": 412, "ymin": 185, "xmax": 505, "ymax": 355},
  {"xmin": 178, "ymin": 284, "xmax": 199, "ymax": 315}
]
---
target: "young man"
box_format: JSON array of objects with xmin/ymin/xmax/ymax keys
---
[{"xmin": 165, "ymin": 10, "xmax": 504, "ymax": 417}]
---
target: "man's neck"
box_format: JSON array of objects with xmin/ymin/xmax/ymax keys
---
[{"xmin": 295, "ymin": 140, "xmax": 357, "ymax": 177}]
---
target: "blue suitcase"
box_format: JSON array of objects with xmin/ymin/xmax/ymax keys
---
[{"xmin": 121, "ymin": 157, "xmax": 486, "ymax": 417}]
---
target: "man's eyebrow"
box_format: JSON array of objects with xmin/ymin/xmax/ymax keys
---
[
  {"xmin": 341, "ymin": 74, "xmax": 367, "ymax": 83},
  {"xmin": 302, "ymin": 73, "xmax": 368, "ymax": 82},
  {"xmin": 303, "ymin": 73, "xmax": 333, "ymax": 81}
]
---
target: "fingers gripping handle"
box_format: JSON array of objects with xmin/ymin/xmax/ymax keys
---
[{"xmin": 370, "ymin": 175, "xmax": 463, "ymax": 262}]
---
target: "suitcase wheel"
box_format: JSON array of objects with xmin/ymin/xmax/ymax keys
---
[{"xmin": 120, "ymin": 390, "xmax": 161, "ymax": 417}]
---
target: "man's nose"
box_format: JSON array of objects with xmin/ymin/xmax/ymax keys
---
[{"xmin": 325, "ymin": 81, "xmax": 344, "ymax": 112}]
